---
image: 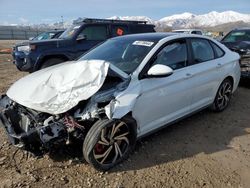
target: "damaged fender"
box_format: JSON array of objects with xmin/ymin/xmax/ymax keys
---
[{"xmin": 105, "ymin": 80, "xmax": 141, "ymax": 121}]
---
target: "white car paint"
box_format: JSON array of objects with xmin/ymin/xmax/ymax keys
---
[
  {"xmin": 7, "ymin": 34, "xmax": 240, "ymax": 139},
  {"xmin": 147, "ymin": 64, "xmax": 173, "ymax": 76},
  {"xmin": 110, "ymin": 34, "xmax": 240, "ymax": 137},
  {"xmin": 7, "ymin": 60, "xmax": 110, "ymax": 114}
]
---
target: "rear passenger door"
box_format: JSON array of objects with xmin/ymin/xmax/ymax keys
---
[{"xmin": 187, "ymin": 38, "xmax": 225, "ymax": 111}]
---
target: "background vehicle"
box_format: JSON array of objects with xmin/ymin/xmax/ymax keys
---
[
  {"xmin": 30, "ymin": 30, "xmax": 65, "ymax": 41},
  {"xmin": 221, "ymin": 28, "xmax": 250, "ymax": 78},
  {"xmin": 12, "ymin": 18, "xmax": 155, "ymax": 72},
  {"xmin": 0, "ymin": 33, "xmax": 240, "ymax": 171},
  {"xmin": 173, "ymin": 29, "xmax": 203, "ymax": 35}
]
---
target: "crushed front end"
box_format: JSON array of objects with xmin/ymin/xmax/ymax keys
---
[
  {"xmin": 0, "ymin": 60, "xmax": 131, "ymax": 156},
  {"xmin": 0, "ymin": 95, "xmax": 85, "ymax": 154},
  {"xmin": 240, "ymin": 57, "xmax": 250, "ymax": 78}
]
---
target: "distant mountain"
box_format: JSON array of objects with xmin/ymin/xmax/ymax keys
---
[
  {"xmin": 110, "ymin": 11, "xmax": 250, "ymax": 30},
  {"xmin": 159, "ymin": 11, "xmax": 250, "ymax": 29},
  {"xmin": 3, "ymin": 11, "xmax": 250, "ymax": 32},
  {"xmin": 107, "ymin": 16, "xmax": 154, "ymax": 24}
]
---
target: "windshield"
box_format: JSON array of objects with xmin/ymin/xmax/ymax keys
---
[
  {"xmin": 33, "ymin": 32, "xmax": 56, "ymax": 41},
  {"xmin": 222, "ymin": 30, "xmax": 250, "ymax": 42},
  {"xmin": 79, "ymin": 38, "xmax": 156, "ymax": 74},
  {"xmin": 59, "ymin": 24, "xmax": 81, "ymax": 39}
]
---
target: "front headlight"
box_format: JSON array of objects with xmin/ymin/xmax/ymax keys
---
[
  {"xmin": 17, "ymin": 45, "xmax": 30, "ymax": 53},
  {"xmin": 17, "ymin": 45, "xmax": 35, "ymax": 53}
]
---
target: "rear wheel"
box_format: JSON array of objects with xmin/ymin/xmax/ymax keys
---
[
  {"xmin": 40, "ymin": 58, "xmax": 65, "ymax": 69},
  {"xmin": 212, "ymin": 78, "xmax": 233, "ymax": 112},
  {"xmin": 83, "ymin": 118, "xmax": 136, "ymax": 171}
]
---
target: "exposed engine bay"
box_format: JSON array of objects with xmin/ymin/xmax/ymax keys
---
[{"xmin": 0, "ymin": 60, "xmax": 131, "ymax": 154}]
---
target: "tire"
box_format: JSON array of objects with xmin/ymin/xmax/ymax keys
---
[
  {"xmin": 83, "ymin": 118, "xmax": 137, "ymax": 171},
  {"xmin": 40, "ymin": 58, "xmax": 65, "ymax": 69},
  {"xmin": 211, "ymin": 78, "xmax": 233, "ymax": 112}
]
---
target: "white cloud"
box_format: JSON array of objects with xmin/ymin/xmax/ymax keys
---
[{"xmin": 19, "ymin": 17, "xmax": 29, "ymax": 24}]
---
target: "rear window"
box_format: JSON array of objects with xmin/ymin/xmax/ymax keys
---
[
  {"xmin": 111, "ymin": 25, "xmax": 129, "ymax": 37},
  {"xmin": 78, "ymin": 25, "xmax": 108, "ymax": 40},
  {"xmin": 130, "ymin": 25, "xmax": 155, "ymax": 33},
  {"xmin": 210, "ymin": 42, "xmax": 225, "ymax": 58},
  {"xmin": 222, "ymin": 30, "xmax": 250, "ymax": 42},
  {"xmin": 190, "ymin": 39, "xmax": 215, "ymax": 63}
]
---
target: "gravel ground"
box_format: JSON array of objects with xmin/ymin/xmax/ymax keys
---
[{"xmin": 0, "ymin": 41, "xmax": 250, "ymax": 188}]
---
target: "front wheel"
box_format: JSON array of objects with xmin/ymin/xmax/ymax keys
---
[
  {"xmin": 212, "ymin": 78, "xmax": 233, "ymax": 112},
  {"xmin": 83, "ymin": 118, "xmax": 136, "ymax": 171}
]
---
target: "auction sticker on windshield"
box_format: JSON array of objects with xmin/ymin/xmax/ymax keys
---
[{"xmin": 133, "ymin": 41, "xmax": 154, "ymax": 47}]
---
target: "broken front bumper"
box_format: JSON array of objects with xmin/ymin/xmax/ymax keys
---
[
  {"xmin": 0, "ymin": 104, "xmax": 39, "ymax": 148},
  {"xmin": 240, "ymin": 57, "xmax": 250, "ymax": 78}
]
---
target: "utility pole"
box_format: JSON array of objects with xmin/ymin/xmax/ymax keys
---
[{"xmin": 61, "ymin": 16, "xmax": 64, "ymax": 29}]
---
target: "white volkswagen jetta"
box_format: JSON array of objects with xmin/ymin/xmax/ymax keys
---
[{"xmin": 0, "ymin": 33, "xmax": 240, "ymax": 171}]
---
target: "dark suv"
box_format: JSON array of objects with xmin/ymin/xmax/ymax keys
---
[
  {"xmin": 12, "ymin": 18, "xmax": 155, "ymax": 72},
  {"xmin": 221, "ymin": 28, "xmax": 250, "ymax": 78}
]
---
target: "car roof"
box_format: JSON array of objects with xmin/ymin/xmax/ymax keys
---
[
  {"xmin": 173, "ymin": 29, "xmax": 202, "ymax": 32},
  {"xmin": 233, "ymin": 28, "xmax": 250, "ymax": 31},
  {"xmin": 43, "ymin": 30, "xmax": 64, "ymax": 34},
  {"xmin": 111, "ymin": 32, "xmax": 178, "ymax": 42}
]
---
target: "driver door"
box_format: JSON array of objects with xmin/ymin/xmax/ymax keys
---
[{"xmin": 133, "ymin": 39, "xmax": 194, "ymax": 136}]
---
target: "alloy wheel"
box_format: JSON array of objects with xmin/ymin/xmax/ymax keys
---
[
  {"xmin": 93, "ymin": 121, "xmax": 130, "ymax": 165},
  {"xmin": 216, "ymin": 81, "xmax": 232, "ymax": 110}
]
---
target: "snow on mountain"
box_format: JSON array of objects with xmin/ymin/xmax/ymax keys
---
[
  {"xmin": 159, "ymin": 11, "xmax": 250, "ymax": 29},
  {"xmin": 194, "ymin": 11, "xmax": 250, "ymax": 27},
  {"xmin": 106, "ymin": 11, "xmax": 250, "ymax": 30},
  {"xmin": 107, "ymin": 16, "xmax": 154, "ymax": 24},
  {"xmin": 5, "ymin": 11, "xmax": 250, "ymax": 30},
  {"xmin": 159, "ymin": 12, "xmax": 195, "ymax": 22}
]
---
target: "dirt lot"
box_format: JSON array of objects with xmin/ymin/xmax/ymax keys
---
[{"xmin": 0, "ymin": 40, "xmax": 250, "ymax": 188}]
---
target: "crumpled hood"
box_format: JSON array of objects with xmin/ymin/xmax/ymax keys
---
[{"xmin": 7, "ymin": 60, "xmax": 110, "ymax": 114}]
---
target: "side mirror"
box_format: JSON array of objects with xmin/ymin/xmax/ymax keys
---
[
  {"xmin": 76, "ymin": 34, "xmax": 86, "ymax": 41},
  {"xmin": 147, "ymin": 64, "xmax": 173, "ymax": 77}
]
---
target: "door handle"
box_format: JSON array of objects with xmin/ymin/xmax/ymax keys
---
[
  {"xmin": 185, "ymin": 73, "xmax": 193, "ymax": 78},
  {"xmin": 216, "ymin": 63, "xmax": 222, "ymax": 68}
]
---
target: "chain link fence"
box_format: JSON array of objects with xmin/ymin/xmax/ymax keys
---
[{"xmin": 0, "ymin": 26, "xmax": 48, "ymax": 40}]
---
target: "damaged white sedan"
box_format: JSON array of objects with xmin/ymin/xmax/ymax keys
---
[{"xmin": 0, "ymin": 33, "xmax": 240, "ymax": 171}]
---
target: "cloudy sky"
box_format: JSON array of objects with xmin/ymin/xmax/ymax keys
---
[{"xmin": 0, "ymin": 0, "xmax": 249, "ymax": 25}]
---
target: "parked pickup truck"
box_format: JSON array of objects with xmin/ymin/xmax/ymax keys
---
[{"xmin": 12, "ymin": 18, "xmax": 155, "ymax": 72}]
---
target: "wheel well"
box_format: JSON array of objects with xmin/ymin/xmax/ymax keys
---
[
  {"xmin": 39, "ymin": 55, "xmax": 69, "ymax": 68},
  {"xmin": 225, "ymin": 76, "xmax": 234, "ymax": 87},
  {"xmin": 122, "ymin": 112, "xmax": 138, "ymax": 134}
]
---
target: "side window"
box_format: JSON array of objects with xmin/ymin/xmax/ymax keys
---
[
  {"xmin": 78, "ymin": 26, "xmax": 107, "ymax": 40},
  {"xmin": 111, "ymin": 25, "xmax": 128, "ymax": 37},
  {"xmin": 210, "ymin": 42, "xmax": 225, "ymax": 58},
  {"xmin": 190, "ymin": 39, "xmax": 215, "ymax": 63},
  {"xmin": 153, "ymin": 40, "xmax": 188, "ymax": 70}
]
